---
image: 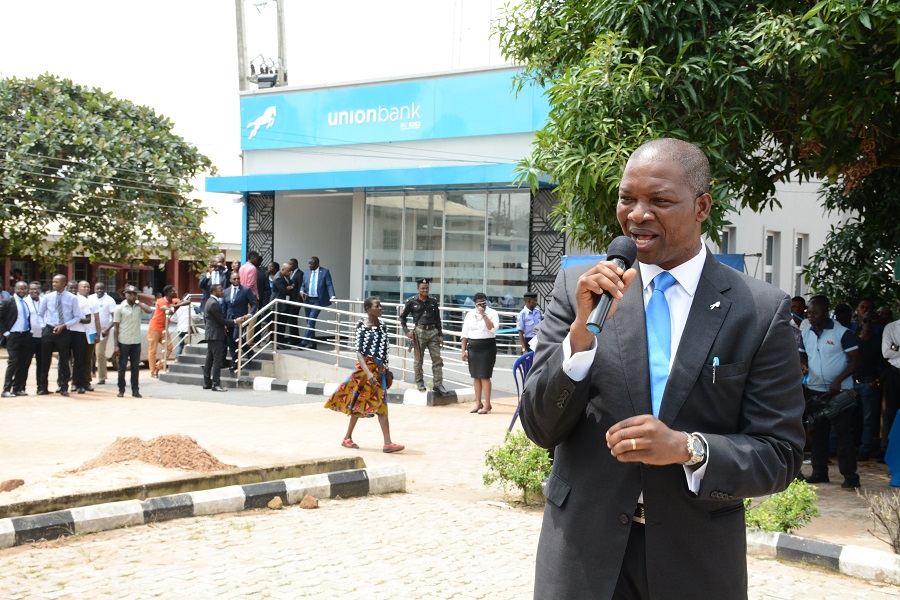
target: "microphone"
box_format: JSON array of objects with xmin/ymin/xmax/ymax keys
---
[{"xmin": 586, "ymin": 236, "xmax": 638, "ymax": 334}]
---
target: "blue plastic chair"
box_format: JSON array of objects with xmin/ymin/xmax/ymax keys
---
[{"xmin": 508, "ymin": 351, "xmax": 535, "ymax": 432}]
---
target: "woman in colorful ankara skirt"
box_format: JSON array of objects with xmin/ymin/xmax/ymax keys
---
[{"xmin": 325, "ymin": 296, "xmax": 404, "ymax": 453}]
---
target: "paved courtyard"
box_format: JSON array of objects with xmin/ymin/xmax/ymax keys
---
[{"xmin": 0, "ymin": 357, "xmax": 898, "ymax": 598}]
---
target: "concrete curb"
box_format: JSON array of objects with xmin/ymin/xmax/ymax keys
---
[
  {"xmin": 746, "ymin": 529, "xmax": 900, "ymax": 584},
  {"xmin": 237, "ymin": 375, "xmax": 476, "ymax": 406},
  {"xmin": 0, "ymin": 465, "xmax": 406, "ymax": 550}
]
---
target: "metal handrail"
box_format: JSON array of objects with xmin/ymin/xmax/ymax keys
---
[{"xmin": 225, "ymin": 297, "xmax": 527, "ymax": 387}]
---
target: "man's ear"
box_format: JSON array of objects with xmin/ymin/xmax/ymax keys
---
[{"xmin": 695, "ymin": 193, "xmax": 712, "ymax": 223}]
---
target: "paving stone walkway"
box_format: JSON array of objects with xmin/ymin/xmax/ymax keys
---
[{"xmin": 1, "ymin": 494, "xmax": 897, "ymax": 599}]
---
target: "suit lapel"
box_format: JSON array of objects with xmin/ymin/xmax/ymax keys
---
[
  {"xmin": 610, "ymin": 270, "xmax": 653, "ymax": 416},
  {"xmin": 658, "ymin": 254, "xmax": 732, "ymax": 425}
]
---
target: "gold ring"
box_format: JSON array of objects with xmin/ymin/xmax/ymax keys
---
[{"xmin": 631, "ymin": 438, "xmax": 637, "ymax": 451}]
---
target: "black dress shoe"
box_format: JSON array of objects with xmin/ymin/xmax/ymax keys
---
[
  {"xmin": 76, "ymin": 387, "xmax": 86, "ymax": 394},
  {"xmin": 59, "ymin": 390, "xmax": 70, "ymax": 397},
  {"xmin": 37, "ymin": 389, "xmax": 50, "ymax": 395},
  {"xmin": 117, "ymin": 391, "xmax": 125, "ymax": 397},
  {"xmin": 211, "ymin": 385, "xmax": 228, "ymax": 392},
  {"xmin": 132, "ymin": 392, "xmax": 142, "ymax": 398},
  {"xmin": 15, "ymin": 390, "xmax": 27, "ymax": 396},
  {"xmin": 202, "ymin": 385, "xmax": 212, "ymax": 390},
  {"xmin": 1, "ymin": 391, "xmax": 16, "ymax": 398},
  {"xmin": 416, "ymin": 382, "xmax": 427, "ymax": 392},
  {"xmin": 433, "ymin": 384, "xmax": 449, "ymax": 396},
  {"xmin": 804, "ymin": 474, "xmax": 830, "ymax": 484},
  {"xmin": 83, "ymin": 385, "xmax": 95, "ymax": 392}
]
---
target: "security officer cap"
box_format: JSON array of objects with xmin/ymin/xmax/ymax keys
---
[
  {"xmin": 416, "ymin": 278, "xmax": 430, "ymax": 286},
  {"xmin": 524, "ymin": 292, "xmax": 538, "ymax": 299}
]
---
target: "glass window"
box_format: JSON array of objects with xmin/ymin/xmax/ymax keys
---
[
  {"xmin": 403, "ymin": 193, "xmax": 444, "ymax": 300},
  {"xmin": 486, "ymin": 191, "xmax": 530, "ymax": 314},
  {"xmin": 364, "ymin": 194, "xmax": 404, "ymax": 305},
  {"xmin": 363, "ymin": 189, "xmax": 531, "ymax": 322}
]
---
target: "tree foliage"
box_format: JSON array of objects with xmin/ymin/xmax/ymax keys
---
[
  {"xmin": 0, "ymin": 73, "xmax": 218, "ymax": 269},
  {"xmin": 803, "ymin": 168, "xmax": 900, "ymax": 308},
  {"xmin": 494, "ymin": 0, "xmax": 900, "ymax": 252}
]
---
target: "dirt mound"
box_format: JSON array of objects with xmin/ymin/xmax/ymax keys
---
[{"xmin": 72, "ymin": 434, "xmax": 235, "ymax": 473}]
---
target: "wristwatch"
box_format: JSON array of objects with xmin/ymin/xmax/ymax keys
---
[{"xmin": 682, "ymin": 432, "xmax": 706, "ymax": 466}]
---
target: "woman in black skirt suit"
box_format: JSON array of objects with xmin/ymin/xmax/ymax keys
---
[{"xmin": 461, "ymin": 292, "xmax": 498, "ymax": 414}]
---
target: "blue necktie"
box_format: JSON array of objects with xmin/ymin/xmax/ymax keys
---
[
  {"xmin": 646, "ymin": 272, "xmax": 677, "ymax": 417},
  {"xmin": 310, "ymin": 270, "xmax": 318, "ymax": 296},
  {"xmin": 19, "ymin": 297, "xmax": 30, "ymax": 330}
]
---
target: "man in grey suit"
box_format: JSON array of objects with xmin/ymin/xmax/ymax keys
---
[{"xmin": 521, "ymin": 139, "xmax": 805, "ymax": 599}]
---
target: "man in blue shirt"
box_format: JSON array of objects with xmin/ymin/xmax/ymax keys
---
[
  {"xmin": 36, "ymin": 274, "xmax": 84, "ymax": 397},
  {"xmin": 516, "ymin": 292, "xmax": 542, "ymax": 354},
  {"xmin": 800, "ymin": 295, "xmax": 861, "ymax": 488}
]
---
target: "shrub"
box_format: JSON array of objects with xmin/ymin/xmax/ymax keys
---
[
  {"xmin": 859, "ymin": 489, "xmax": 900, "ymax": 554},
  {"xmin": 744, "ymin": 478, "xmax": 820, "ymax": 534},
  {"xmin": 483, "ymin": 431, "xmax": 552, "ymax": 504}
]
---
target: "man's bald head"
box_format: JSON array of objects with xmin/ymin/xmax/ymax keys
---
[{"xmin": 629, "ymin": 138, "xmax": 710, "ymax": 198}]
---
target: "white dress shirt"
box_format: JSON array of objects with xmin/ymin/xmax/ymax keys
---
[
  {"xmin": 461, "ymin": 306, "xmax": 499, "ymax": 340},
  {"xmin": 560, "ymin": 244, "xmax": 710, "ymax": 493}
]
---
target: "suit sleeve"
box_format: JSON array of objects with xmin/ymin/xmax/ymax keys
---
[
  {"xmin": 325, "ymin": 270, "xmax": 336, "ymax": 298},
  {"xmin": 199, "ymin": 273, "xmax": 211, "ymax": 290},
  {"xmin": 697, "ymin": 295, "xmax": 805, "ymax": 499},
  {"xmin": 519, "ymin": 267, "xmax": 595, "ymax": 449},
  {"xmin": 248, "ymin": 290, "xmax": 258, "ymax": 314},
  {"xmin": 0, "ymin": 298, "xmax": 10, "ymax": 335}
]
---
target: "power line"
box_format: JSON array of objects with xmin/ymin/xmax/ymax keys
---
[{"xmin": 0, "ymin": 158, "xmax": 204, "ymax": 206}]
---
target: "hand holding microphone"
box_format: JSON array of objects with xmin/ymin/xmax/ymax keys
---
[{"xmin": 585, "ymin": 236, "xmax": 638, "ymax": 334}]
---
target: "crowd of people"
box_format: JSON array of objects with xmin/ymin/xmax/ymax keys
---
[
  {"xmin": 0, "ymin": 274, "xmax": 179, "ymax": 399},
  {"xmin": 792, "ymin": 294, "xmax": 900, "ymax": 488}
]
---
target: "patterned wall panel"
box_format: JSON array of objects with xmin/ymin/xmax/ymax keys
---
[
  {"xmin": 529, "ymin": 190, "xmax": 565, "ymax": 309},
  {"xmin": 246, "ymin": 194, "xmax": 275, "ymax": 266}
]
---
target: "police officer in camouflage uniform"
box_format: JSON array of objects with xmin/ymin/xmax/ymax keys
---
[{"xmin": 400, "ymin": 278, "xmax": 449, "ymax": 395}]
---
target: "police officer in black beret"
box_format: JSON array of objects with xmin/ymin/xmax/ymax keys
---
[{"xmin": 400, "ymin": 278, "xmax": 448, "ymax": 395}]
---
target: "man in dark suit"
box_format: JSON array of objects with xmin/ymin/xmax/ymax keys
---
[
  {"xmin": 222, "ymin": 272, "xmax": 257, "ymax": 371},
  {"xmin": 299, "ymin": 256, "xmax": 336, "ymax": 349},
  {"xmin": 1, "ymin": 282, "xmax": 33, "ymax": 397},
  {"xmin": 203, "ymin": 284, "xmax": 248, "ymax": 392},
  {"xmin": 520, "ymin": 139, "xmax": 805, "ymax": 599},
  {"xmin": 272, "ymin": 261, "xmax": 302, "ymax": 348}
]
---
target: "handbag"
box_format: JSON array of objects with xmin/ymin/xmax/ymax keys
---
[
  {"xmin": 804, "ymin": 389, "xmax": 857, "ymax": 424},
  {"xmin": 384, "ymin": 369, "xmax": 394, "ymax": 389}
]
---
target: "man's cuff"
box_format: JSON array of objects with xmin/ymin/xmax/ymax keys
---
[
  {"xmin": 683, "ymin": 433, "xmax": 710, "ymax": 495},
  {"xmin": 561, "ymin": 333, "xmax": 597, "ymax": 381}
]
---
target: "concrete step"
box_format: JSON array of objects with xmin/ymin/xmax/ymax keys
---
[
  {"xmin": 171, "ymin": 353, "xmax": 267, "ymax": 371},
  {"xmin": 159, "ymin": 371, "xmax": 244, "ymax": 388}
]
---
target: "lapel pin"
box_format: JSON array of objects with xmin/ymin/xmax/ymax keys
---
[{"xmin": 709, "ymin": 301, "xmax": 721, "ymax": 310}]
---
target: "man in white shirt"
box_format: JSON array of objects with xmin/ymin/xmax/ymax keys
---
[
  {"xmin": 881, "ymin": 319, "xmax": 900, "ymax": 460},
  {"xmin": 69, "ymin": 281, "xmax": 100, "ymax": 394},
  {"xmin": 90, "ymin": 282, "xmax": 119, "ymax": 384}
]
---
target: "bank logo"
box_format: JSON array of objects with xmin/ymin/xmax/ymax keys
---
[
  {"xmin": 327, "ymin": 101, "xmax": 421, "ymax": 131},
  {"xmin": 246, "ymin": 106, "xmax": 277, "ymax": 140}
]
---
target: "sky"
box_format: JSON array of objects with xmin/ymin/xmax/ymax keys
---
[{"xmin": 0, "ymin": 0, "xmax": 513, "ymax": 245}]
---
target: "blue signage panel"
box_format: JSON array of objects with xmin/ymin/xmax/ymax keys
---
[{"xmin": 240, "ymin": 70, "xmax": 548, "ymax": 150}]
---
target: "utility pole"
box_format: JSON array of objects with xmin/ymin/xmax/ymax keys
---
[
  {"xmin": 235, "ymin": 0, "xmax": 250, "ymax": 91},
  {"xmin": 276, "ymin": 0, "xmax": 288, "ymax": 86}
]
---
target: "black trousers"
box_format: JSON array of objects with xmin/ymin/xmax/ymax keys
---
[
  {"xmin": 204, "ymin": 340, "xmax": 225, "ymax": 387},
  {"xmin": 69, "ymin": 331, "xmax": 88, "ymax": 388},
  {"xmin": 117, "ymin": 342, "xmax": 141, "ymax": 393},
  {"xmin": 3, "ymin": 332, "xmax": 31, "ymax": 392},
  {"xmin": 612, "ymin": 523, "xmax": 649, "ymax": 599},
  {"xmin": 24, "ymin": 336, "xmax": 43, "ymax": 392},
  {"xmin": 39, "ymin": 328, "xmax": 71, "ymax": 392},
  {"xmin": 806, "ymin": 387, "xmax": 859, "ymax": 484}
]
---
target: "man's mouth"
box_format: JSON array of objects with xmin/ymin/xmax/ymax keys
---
[{"xmin": 630, "ymin": 230, "xmax": 657, "ymax": 247}]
